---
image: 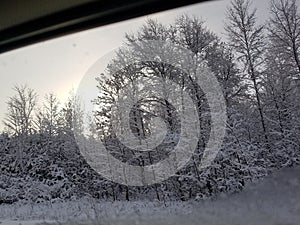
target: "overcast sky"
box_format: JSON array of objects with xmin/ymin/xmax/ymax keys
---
[{"xmin": 0, "ymin": 0, "xmax": 297, "ymax": 130}]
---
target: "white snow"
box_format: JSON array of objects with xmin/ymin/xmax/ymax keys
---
[
  {"xmin": 0, "ymin": 220, "xmax": 55, "ymax": 225},
  {"xmin": 1, "ymin": 166, "xmax": 299, "ymax": 225}
]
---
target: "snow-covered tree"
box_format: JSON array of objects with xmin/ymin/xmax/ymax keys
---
[
  {"xmin": 4, "ymin": 85, "xmax": 37, "ymax": 136},
  {"xmin": 269, "ymin": 0, "xmax": 300, "ymax": 77},
  {"xmin": 225, "ymin": 0, "xmax": 269, "ymax": 147},
  {"xmin": 35, "ymin": 93, "xmax": 63, "ymax": 137}
]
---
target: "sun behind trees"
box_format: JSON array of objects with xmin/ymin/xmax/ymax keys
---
[{"xmin": 0, "ymin": 0, "xmax": 299, "ymax": 203}]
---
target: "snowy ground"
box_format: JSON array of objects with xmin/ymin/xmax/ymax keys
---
[{"xmin": 1, "ymin": 166, "xmax": 299, "ymax": 225}]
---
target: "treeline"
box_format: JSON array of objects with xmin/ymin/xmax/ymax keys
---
[
  {"xmin": 0, "ymin": 0, "xmax": 300, "ymax": 203},
  {"xmin": 3, "ymin": 85, "xmax": 83, "ymax": 137}
]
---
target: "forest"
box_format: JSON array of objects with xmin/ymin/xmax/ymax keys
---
[{"xmin": 0, "ymin": 0, "xmax": 300, "ymax": 204}]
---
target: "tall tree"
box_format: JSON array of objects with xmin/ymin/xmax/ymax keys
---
[
  {"xmin": 4, "ymin": 85, "xmax": 37, "ymax": 136},
  {"xmin": 225, "ymin": 0, "xmax": 269, "ymax": 147},
  {"xmin": 173, "ymin": 15, "xmax": 217, "ymax": 55},
  {"xmin": 269, "ymin": 0, "xmax": 300, "ymax": 77},
  {"xmin": 205, "ymin": 42, "xmax": 247, "ymax": 107},
  {"xmin": 61, "ymin": 92, "xmax": 84, "ymax": 136},
  {"xmin": 36, "ymin": 93, "xmax": 62, "ymax": 137}
]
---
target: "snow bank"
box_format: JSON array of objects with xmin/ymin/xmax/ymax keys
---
[{"xmin": 0, "ymin": 166, "xmax": 299, "ymax": 225}]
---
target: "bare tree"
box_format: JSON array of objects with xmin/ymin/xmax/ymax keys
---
[
  {"xmin": 225, "ymin": 0, "xmax": 269, "ymax": 147},
  {"xmin": 264, "ymin": 41, "xmax": 296, "ymax": 152},
  {"xmin": 36, "ymin": 93, "xmax": 62, "ymax": 137},
  {"xmin": 4, "ymin": 85, "xmax": 37, "ymax": 136},
  {"xmin": 269, "ymin": 0, "xmax": 300, "ymax": 76},
  {"xmin": 173, "ymin": 15, "xmax": 218, "ymax": 55},
  {"xmin": 61, "ymin": 92, "xmax": 84, "ymax": 136}
]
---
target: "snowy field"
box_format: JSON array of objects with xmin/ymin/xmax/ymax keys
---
[{"xmin": 0, "ymin": 166, "xmax": 299, "ymax": 225}]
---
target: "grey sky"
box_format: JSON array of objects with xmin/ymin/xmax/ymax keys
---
[{"xmin": 0, "ymin": 0, "xmax": 295, "ymax": 130}]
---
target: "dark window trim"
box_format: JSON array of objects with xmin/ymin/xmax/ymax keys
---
[{"xmin": 0, "ymin": 0, "xmax": 209, "ymax": 54}]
